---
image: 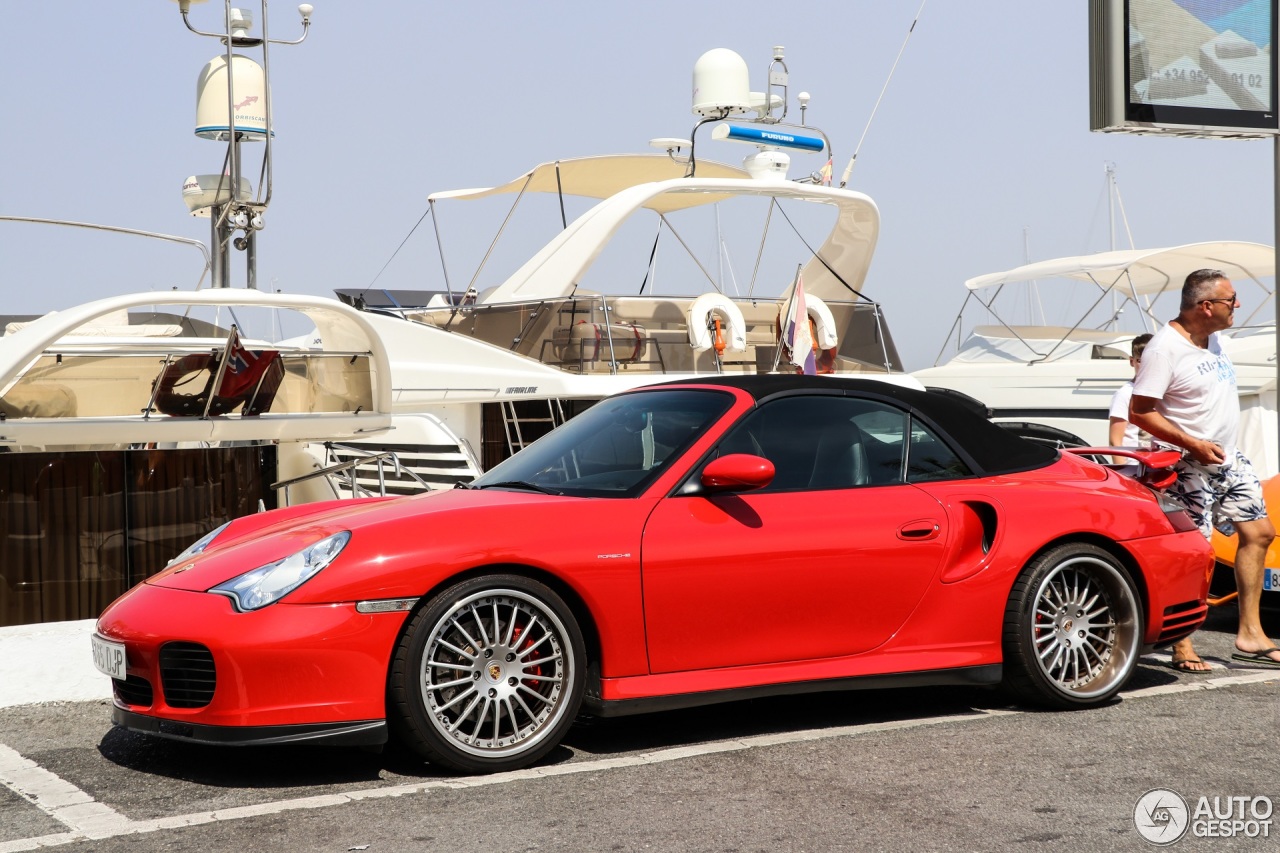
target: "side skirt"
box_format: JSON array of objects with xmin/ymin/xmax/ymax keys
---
[{"xmin": 583, "ymin": 664, "xmax": 1002, "ymax": 718}]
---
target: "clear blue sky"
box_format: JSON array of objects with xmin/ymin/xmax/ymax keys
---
[{"xmin": 1, "ymin": 1, "xmax": 1275, "ymax": 370}]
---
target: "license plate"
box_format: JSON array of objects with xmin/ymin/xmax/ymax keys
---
[
  {"xmin": 1266, "ymin": 569, "xmax": 1280, "ymax": 593},
  {"xmin": 91, "ymin": 634, "xmax": 127, "ymax": 681}
]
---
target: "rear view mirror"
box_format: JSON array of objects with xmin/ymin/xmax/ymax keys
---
[{"xmin": 701, "ymin": 454, "xmax": 775, "ymax": 493}]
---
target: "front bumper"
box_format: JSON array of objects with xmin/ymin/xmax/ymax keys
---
[{"xmin": 96, "ymin": 582, "xmax": 410, "ymax": 733}]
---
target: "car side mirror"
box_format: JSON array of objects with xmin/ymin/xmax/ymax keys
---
[{"xmin": 700, "ymin": 454, "xmax": 775, "ymax": 493}]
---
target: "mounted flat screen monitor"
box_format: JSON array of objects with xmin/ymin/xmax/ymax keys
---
[{"xmin": 1090, "ymin": 0, "xmax": 1278, "ymax": 138}]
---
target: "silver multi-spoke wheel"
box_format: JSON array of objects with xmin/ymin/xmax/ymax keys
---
[
  {"xmin": 1030, "ymin": 557, "xmax": 1136, "ymax": 696},
  {"xmin": 1004, "ymin": 544, "xmax": 1142, "ymax": 708},
  {"xmin": 391, "ymin": 575, "xmax": 585, "ymax": 773},
  {"xmin": 421, "ymin": 589, "xmax": 570, "ymax": 758}
]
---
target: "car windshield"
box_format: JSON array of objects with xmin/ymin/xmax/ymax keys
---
[{"xmin": 470, "ymin": 388, "xmax": 733, "ymax": 497}]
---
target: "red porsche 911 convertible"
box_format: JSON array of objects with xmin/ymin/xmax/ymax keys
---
[{"xmin": 93, "ymin": 376, "xmax": 1212, "ymax": 773}]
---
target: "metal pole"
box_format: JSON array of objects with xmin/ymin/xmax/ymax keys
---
[
  {"xmin": 1107, "ymin": 163, "xmax": 1115, "ymax": 251},
  {"xmin": 211, "ymin": 206, "xmax": 228, "ymax": 287},
  {"xmin": 223, "ymin": 1, "xmax": 239, "ymax": 194},
  {"xmin": 246, "ymin": 228, "xmax": 258, "ymax": 289}
]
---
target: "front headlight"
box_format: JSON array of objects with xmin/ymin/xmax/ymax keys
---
[
  {"xmin": 210, "ymin": 531, "xmax": 351, "ymax": 612},
  {"xmin": 168, "ymin": 521, "xmax": 233, "ymax": 567}
]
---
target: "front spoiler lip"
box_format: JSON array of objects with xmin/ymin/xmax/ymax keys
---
[{"xmin": 112, "ymin": 707, "xmax": 388, "ymax": 747}]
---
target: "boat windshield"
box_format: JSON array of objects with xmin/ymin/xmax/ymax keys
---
[
  {"xmin": 405, "ymin": 294, "xmax": 903, "ymax": 376},
  {"xmin": 469, "ymin": 388, "xmax": 733, "ymax": 497}
]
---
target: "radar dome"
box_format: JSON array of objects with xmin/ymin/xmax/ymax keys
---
[
  {"xmin": 692, "ymin": 49, "xmax": 750, "ymax": 117},
  {"xmin": 195, "ymin": 54, "xmax": 268, "ymax": 141},
  {"xmin": 182, "ymin": 174, "xmax": 253, "ymax": 216}
]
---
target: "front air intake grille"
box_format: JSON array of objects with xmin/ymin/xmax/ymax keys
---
[
  {"xmin": 114, "ymin": 674, "xmax": 154, "ymax": 707},
  {"xmin": 159, "ymin": 642, "xmax": 216, "ymax": 708}
]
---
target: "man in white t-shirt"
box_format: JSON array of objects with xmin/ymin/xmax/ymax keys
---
[{"xmin": 1130, "ymin": 269, "xmax": 1279, "ymax": 672}]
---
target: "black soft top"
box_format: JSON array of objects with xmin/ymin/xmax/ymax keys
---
[{"xmin": 656, "ymin": 375, "xmax": 1059, "ymax": 477}]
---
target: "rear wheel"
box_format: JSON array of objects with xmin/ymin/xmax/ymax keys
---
[
  {"xmin": 1002, "ymin": 543, "xmax": 1142, "ymax": 708},
  {"xmin": 389, "ymin": 574, "xmax": 586, "ymax": 773}
]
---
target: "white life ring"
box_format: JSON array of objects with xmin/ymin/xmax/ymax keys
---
[
  {"xmin": 687, "ymin": 293, "xmax": 747, "ymax": 352},
  {"xmin": 805, "ymin": 295, "xmax": 838, "ymax": 349}
]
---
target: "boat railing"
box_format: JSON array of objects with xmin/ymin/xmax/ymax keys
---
[
  {"xmin": 405, "ymin": 293, "xmax": 902, "ymax": 375},
  {"xmin": 271, "ymin": 444, "xmax": 431, "ymax": 505}
]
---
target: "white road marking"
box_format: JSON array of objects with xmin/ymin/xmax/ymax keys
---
[
  {"xmin": 0, "ymin": 743, "xmax": 131, "ymax": 847},
  {"xmin": 1124, "ymin": 668, "xmax": 1278, "ymax": 697},
  {"xmin": 0, "ymin": 669, "xmax": 1274, "ymax": 851}
]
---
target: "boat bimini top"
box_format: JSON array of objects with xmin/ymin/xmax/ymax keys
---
[
  {"xmin": 426, "ymin": 153, "xmax": 881, "ymax": 307},
  {"xmin": 965, "ymin": 241, "xmax": 1274, "ymax": 299},
  {"xmin": 937, "ymin": 241, "xmax": 1275, "ymax": 366}
]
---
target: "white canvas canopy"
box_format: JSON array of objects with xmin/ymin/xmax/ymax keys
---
[
  {"xmin": 965, "ymin": 241, "xmax": 1275, "ymax": 298},
  {"xmin": 425, "ymin": 152, "xmax": 882, "ymax": 306},
  {"xmin": 428, "ymin": 154, "xmax": 752, "ymax": 215},
  {"xmin": 472, "ymin": 175, "xmax": 879, "ymax": 305},
  {"xmin": 950, "ymin": 325, "xmax": 1135, "ymax": 363}
]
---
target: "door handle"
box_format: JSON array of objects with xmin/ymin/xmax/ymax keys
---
[{"xmin": 897, "ymin": 520, "xmax": 941, "ymax": 541}]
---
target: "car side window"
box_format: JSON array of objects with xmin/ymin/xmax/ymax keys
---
[
  {"xmin": 559, "ymin": 396, "xmax": 724, "ymax": 486},
  {"xmin": 474, "ymin": 388, "xmax": 732, "ymax": 497},
  {"xmin": 905, "ymin": 420, "xmax": 971, "ymax": 482},
  {"xmin": 710, "ymin": 395, "xmax": 909, "ymax": 491}
]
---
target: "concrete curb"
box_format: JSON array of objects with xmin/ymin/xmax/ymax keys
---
[{"xmin": 0, "ymin": 620, "xmax": 110, "ymax": 708}]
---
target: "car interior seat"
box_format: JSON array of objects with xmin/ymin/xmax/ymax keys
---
[{"xmin": 808, "ymin": 420, "xmax": 868, "ymax": 489}]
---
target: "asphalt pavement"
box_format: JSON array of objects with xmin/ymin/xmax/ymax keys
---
[{"xmin": 1, "ymin": 606, "xmax": 1277, "ymax": 852}]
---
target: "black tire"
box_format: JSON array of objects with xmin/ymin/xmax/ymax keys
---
[
  {"xmin": 1002, "ymin": 543, "xmax": 1142, "ymax": 708},
  {"xmin": 388, "ymin": 574, "xmax": 586, "ymax": 773}
]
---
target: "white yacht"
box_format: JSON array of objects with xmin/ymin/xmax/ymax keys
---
[
  {"xmin": 0, "ymin": 12, "xmax": 918, "ymax": 628},
  {"xmin": 314, "ymin": 47, "xmax": 921, "ymax": 494},
  {"xmin": 0, "ymin": 2, "xmax": 405, "ymax": 627},
  {"xmin": 913, "ymin": 241, "xmax": 1277, "ymax": 475}
]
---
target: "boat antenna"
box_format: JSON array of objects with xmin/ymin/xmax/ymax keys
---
[{"xmin": 839, "ymin": 0, "xmax": 927, "ymax": 188}]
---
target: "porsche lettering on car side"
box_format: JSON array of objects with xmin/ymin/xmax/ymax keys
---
[{"xmin": 94, "ymin": 376, "xmax": 1212, "ymax": 774}]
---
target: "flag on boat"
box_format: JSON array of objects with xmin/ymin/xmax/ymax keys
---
[
  {"xmin": 218, "ymin": 328, "xmax": 279, "ymax": 399},
  {"xmin": 784, "ymin": 274, "xmax": 817, "ymax": 375},
  {"xmin": 818, "ymin": 157, "xmax": 832, "ymax": 186}
]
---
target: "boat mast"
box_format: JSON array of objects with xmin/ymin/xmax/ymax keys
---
[
  {"xmin": 1107, "ymin": 162, "xmax": 1115, "ymax": 252},
  {"xmin": 172, "ymin": 0, "xmax": 312, "ymax": 288},
  {"xmin": 1103, "ymin": 162, "xmax": 1140, "ymax": 329},
  {"xmin": 1024, "ymin": 226, "xmax": 1046, "ymax": 326}
]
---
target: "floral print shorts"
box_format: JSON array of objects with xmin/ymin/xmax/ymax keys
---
[{"xmin": 1167, "ymin": 449, "xmax": 1268, "ymax": 541}]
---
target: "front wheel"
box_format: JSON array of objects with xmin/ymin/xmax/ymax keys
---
[
  {"xmin": 1002, "ymin": 543, "xmax": 1142, "ymax": 708},
  {"xmin": 389, "ymin": 574, "xmax": 586, "ymax": 773}
]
